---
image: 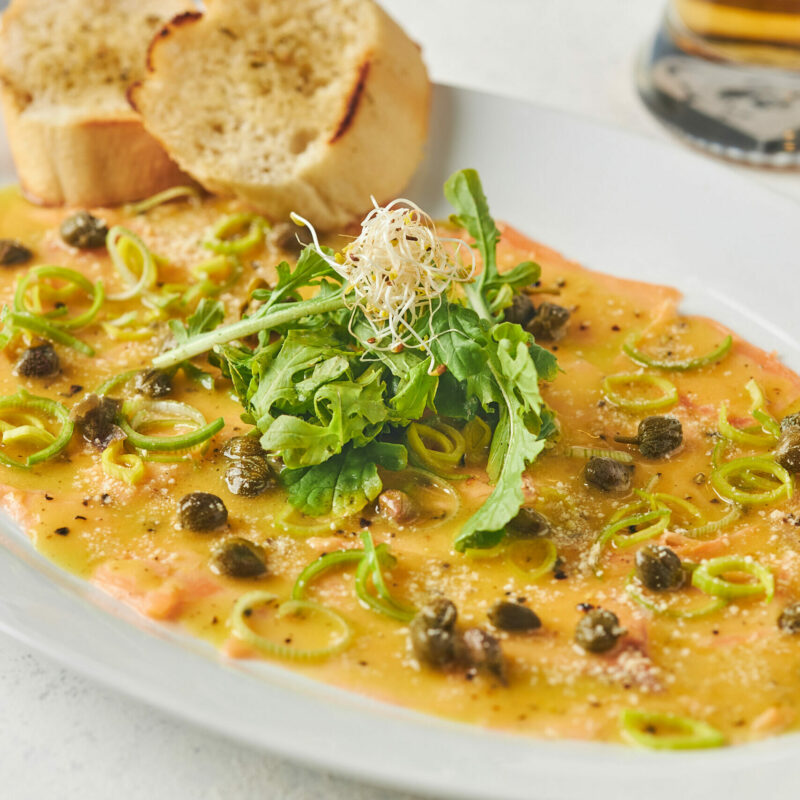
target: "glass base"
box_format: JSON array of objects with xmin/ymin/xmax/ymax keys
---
[{"xmin": 637, "ymin": 20, "xmax": 800, "ymax": 167}]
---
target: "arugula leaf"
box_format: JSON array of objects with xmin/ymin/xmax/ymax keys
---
[
  {"xmin": 454, "ymin": 323, "xmax": 550, "ymax": 551},
  {"xmin": 283, "ymin": 441, "xmax": 407, "ymax": 517},
  {"xmin": 251, "ymin": 246, "xmax": 341, "ymax": 314},
  {"xmin": 259, "ymin": 368, "xmax": 388, "ymax": 468},
  {"xmin": 444, "ymin": 168, "xmax": 542, "ymax": 323},
  {"xmin": 168, "ymin": 298, "xmax": 225, "ymax": 344},
  {"xmin": 247, "ymin": 330, "xmax": 351, "ymax": 423},
  {"xmin": 444, "ymin": 168, "xmax": 500, "ymax": 300},
  {"xmin": 427, "ymin": 302, "xmax": 487, "ymax": 382},
  {"xmin": 166, "ymin": 298, "xmax": 225, "ymax": 389}
]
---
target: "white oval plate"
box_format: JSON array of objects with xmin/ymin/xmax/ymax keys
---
[{"xmin": 1, "ymin": 84, "xmax": 799, "ymax": 800}]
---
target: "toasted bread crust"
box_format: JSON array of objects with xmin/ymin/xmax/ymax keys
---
[
  {"xmin": 131, "ymin": 0, "xmax": 430, "ymax": 230},
  {"xmin": 0, "ymin": 0, "xmax": 192, "ymax": 207}
]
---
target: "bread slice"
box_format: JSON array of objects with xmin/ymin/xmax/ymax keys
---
[
  {"xmin": 130, "ymin": 0, "xmax": 430, "ymax": 231},
  {"xmin": 0, "ymin": 0, "xmax": 192, "ymax": 207}
]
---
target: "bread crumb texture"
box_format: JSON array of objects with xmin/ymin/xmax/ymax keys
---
[
  {"xmin": 132, "ymin": 0, "xmax": 430, "ymax": 230},
  {"xmin": 0, "ymin": 0, "xmax": 186, "ymax": 115}
]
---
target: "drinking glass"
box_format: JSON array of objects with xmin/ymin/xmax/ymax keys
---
[{"xmin": 638, "ymin": 1, "xmax": 800, "ymax": 165}]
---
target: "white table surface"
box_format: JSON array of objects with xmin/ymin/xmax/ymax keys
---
[{"xmin": 1, "ymin": 2, "xmax": 798, "ymax": 799}]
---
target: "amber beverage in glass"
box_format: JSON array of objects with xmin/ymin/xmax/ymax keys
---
[{"xmin": 638, "ymin": 0, "xmax": 800, "ymax": 165}]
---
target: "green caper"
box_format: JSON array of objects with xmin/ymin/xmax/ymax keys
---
[
  {"xmin": 774, "ymin": 432, "xmax": 800, "ymax": 473},
  {"xmin": 71, "ymin": 394, "xmax": 122, "ymax": 448},
  {"xmin": 377, "ymin": 489, "xmax": 418, "ymax": 524},
  {"xmin": 488, "ymin": 600, "xmax": 541, "ymax": 632},
  {"xmin": 584, "ymin": 456, "xmax": 633, "ymax": 492},
  {"xmin": 615, "ymin": 416, "xmax": 683, "ymax": 458},
  {"xmin": 223, "ymin": 436, "xmax": 265, "ymax": 460},
  {"xmin": 455, "ymin": 627, "xmax": 507, "ymax": 684},
  {"xmin": 409, "ymin": 598, "xmax": 458, "ymax": 668},
  {"xmin": 526, "ymin": 301, "xmax": 570, "ymax": 342},
  {"xmin": 14, "ymin": 343, "xmax": 60, "ymax": 378},
  {"xmin": 224, "ymin": 458, "xmax": 274, "ymax": 497},
  {"xmin": 778, "ymin": 602, "xmax": 800, "ymax": 633},
  {"xmin": 574, "ymin": 608, "xmax": 626, "ymax": 653},
  {"xmin": 0, "ymin": 238, "xmax": 33, "ymax": 266},
  {"xmin": 503, "ymin": 293, "xmax": 535, "ymax": 327},
  {"xmin": 134, "ymin": 368, "xmax": 173, "ymax": 398},
  {"xmin": 179, "ymin": 492, "xmax": 228, "ymax": 532},
  {"xmin": 635, "ymin": 544, "xmax": 685, "ymax": 591},
  {"xmin": 209, "ymin": 537, "xmax": 267, "ymax": 578},
  {"xmin": 59, "ymin": 211, "xmax": 108, "ymax": 249},
  {"xmin": 505, "ymin": 506, "xmax": 550, "ymax": 539}
]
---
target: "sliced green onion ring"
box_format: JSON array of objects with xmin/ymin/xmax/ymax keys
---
[
  {"xmin": 562, "ymin": 445, "xmax": 633, "ymax": 463},
  {"xmin": 203, "ymin": 213, "xmax": 268, "ymax": 256},
  {"xmin": 291, "ymin": 549, "xmax": 365, "ymax": 601},
  {"xmin": 119, "ymin": 399, "xmax": 223, "ymax": 452},
  {"xmin": 407, "ymin": 420, "xmax": 466, "ymax": 479},
  {"xmin": 106, "ymin": 226, "xmax": 158, "ymax": 301},
  {"xmin": 124, "ymin": 186, "xmax": 201, "ymax": 216},
  {"xmin": 598, "ymin": 508, "xmax": 671, "ymax": 551},
  {"xmin": 462, "ymin": 416, "xmax": 492, "ymax": 467},
  {"xmin": 355, "ymin": 532, "xmax": 416, "ymax": 622},
  {"xmin": 15, "ymin": 266, "xmax": 104, "ymax": 330},
  {"xmin": 691, "ymin": 556, "xmax": 774, "ymax": 602},
  {"xmin": 603, "ymin": 373, "xmax": 679, "ymax": 412},
  {"xmin": 381, "ymin": 467, "xmax": 461, "ymax": 530},
  {"xmin": 101, "ymin": 440, "xmax": 145, "ymax": 485},
  {"xmin": 625, "ymin": 574, "xmax": 727, "ymax": 618},
  {"xmin": 5, "ymin": 311, "xmax": 94, "ymax": 356},
  {"xmin": 619, "ymin": 709, "xmax": 725, "ymax": 750},
  {"xmin": 0, "ymin": 390, "xmax": 74, "ymax": 469},
  {"xmin": 2, "ymin": 424, "xmax": 55, "ymax": 448},
  {"xmin": 711, "ymin": 456, "xmax": 793, "ymax": 506},
  {"xmin": 95, "ymin": 369, "xmax": 139, "ymax": 397},
  {"xmin": 623, "ymin": 332, "xmax": 733, "ymax": 371},
  {"xmin": 718, "ymin": 402, "xmax": 778, "ymax": 447},
  {"xmin": 507, "ymin": 538, "xmax": 558, "ymax": 580},
  {"xmin": 230, "ymin": 591, "xmax": 352, "ymax": 660},
  {"xmin": 684, "ymin": 503, "xmax": 743, "ymax": 539}
]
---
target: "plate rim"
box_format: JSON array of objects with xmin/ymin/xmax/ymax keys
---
[{"xmin": 2, "ymin": 82, "xmax": 800, "ymax": 800}]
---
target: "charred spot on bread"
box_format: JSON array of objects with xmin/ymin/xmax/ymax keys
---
[{"xmin": 330, "ymin": 60, "xmax": 371, "ymax": 144}]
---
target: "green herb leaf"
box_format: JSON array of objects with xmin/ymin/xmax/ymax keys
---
[
  {"xmin": 427, "ymin": 302, "xmax": 487, "ymax": 381},
  {"xmin": 259, "ymin": 367, "xmax": 388, "ymax": 468},
  {"xmin": 283, "ymin": 441, "xmax": 407, "ymax": 517}
]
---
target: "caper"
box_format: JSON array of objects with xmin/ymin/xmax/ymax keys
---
[
  {"xmin": 223, "ymin": 436, "xmax": 265, "ymax": 460},
  {"xmin": 584, "ymin": 456, "xmax": 633, "ymax": 492},
  {"xmin": 224, "ymin": 458, "xmax": 274, "ymax": 497},
  {"xmin": 0, "ymin": 238, "xmax": 33, "ymax": 266},
  {"xmin": 409, "ymin": 598, "xmax": 458, "ymax": 668},
  {"xmin": 503, "ymin": 293, "xmax": 535, "ymax": 327},
  {"xmin": 14, "ymin": 343, "xmax": 60, "ymax": 378},
  {"xmin": 418, "ymin": 596, "xmax": 458, "ymax": 631},
  {"xmin": 488, "ymin": 600, "xmax": 541, "ymax": 632},
  {"xmin": 778, "ymin": 602, "xmax": 800, "ymax": 634},
  {"xmin": 505, "ymin": 506, "xmax": 550, "ymax": 539},
  {"xmin": 134, "ymin": 368, "xmax": 173, "ymax": 398},
  {"xmin": 377, "ymin": 489, "xmax": 418, "ymax": 524},
  {"xmin": 178, "ymin": 492, "xmax": 228, "ymax": 532},
  {"xmin": 635, "ymin": 544, "xmax": 685, "ymax": 591},
  {"xmin": 71, "ymin": 394, "xmax": 122, "ymax": 448},
  {"xmin": 574, "ymin": 608, "xmax": 626, "ymax": 653},
  {"xmin": 526, "ymin": 301, "xmax": 570, "ymax": 342},
  {"xmin": 780, "ymin": 413, "xmax": 800, "ymax": 436},
  {"xmin": 615, "ymin": 416, "xmax": 683, "ymax": 458},
  {"xmin": 774, "ymin": 432, "xmax": 800, "ymax": 473},
  {"xmin": 455, "ymin": 627, "xmax": 507, "ymax": 684},
  {"xmin": 209, "ymin": 537, "xmax": 267, "ymax": 578},
  {"xmin": 59, "ymin": 211, "xmax": 108, "ymax": 249}
]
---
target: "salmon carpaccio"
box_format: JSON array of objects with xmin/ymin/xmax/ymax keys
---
[{"xmin": 1, "ymin": 187, "xmax": 799, "ymax": 746}]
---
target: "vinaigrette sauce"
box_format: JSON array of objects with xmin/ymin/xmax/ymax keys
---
[{"xmin": 1, "ymin": 187, "xmax": 800, "ymax": 745}]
